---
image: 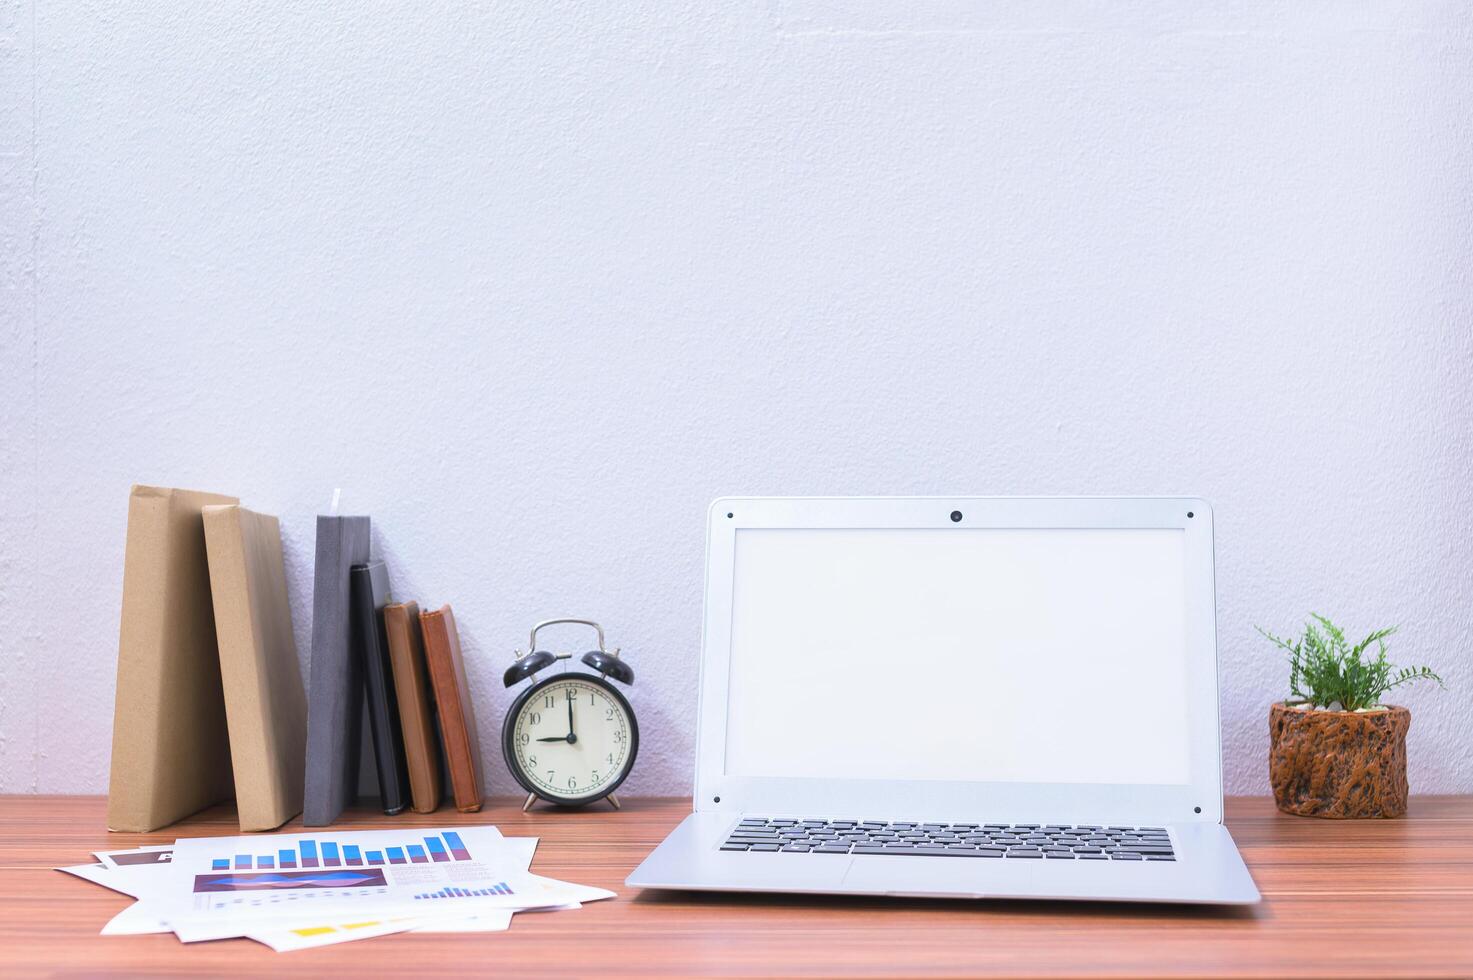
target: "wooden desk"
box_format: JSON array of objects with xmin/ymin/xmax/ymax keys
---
[{"xmin": 2, "ymin": 796, "xmax": 1470, "ymax": 978}]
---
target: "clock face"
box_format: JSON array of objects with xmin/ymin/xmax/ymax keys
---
[{"xmin": 506, "ymin": 674, "xmax": 637, "ymax": 804}]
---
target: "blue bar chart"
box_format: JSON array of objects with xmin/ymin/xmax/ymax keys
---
[
  {"xmin": 207, "ymin": 833, "xmax": 475, "ymax": 872},
  {"xmin": 412, "ymin": 882, "xmax": 515, "ymax": 900}
]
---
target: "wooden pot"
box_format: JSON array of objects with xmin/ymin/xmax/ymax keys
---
[{"xmin": 1268, "ymin": 702, "xmax": 1410, "ymax": 818}]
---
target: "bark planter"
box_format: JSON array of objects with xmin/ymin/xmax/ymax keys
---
[{"xmin": 1268, "ymin": 701, "xmax": 1410, "ymax": 818}]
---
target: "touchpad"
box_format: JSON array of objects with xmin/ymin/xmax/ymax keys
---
[{"xmin": 842, "ymin": 855, "xmax": 1015, "ymax": 898}]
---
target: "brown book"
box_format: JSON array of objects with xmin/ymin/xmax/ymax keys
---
[
  {"xmin": 384, "ymin": 602, "xmax": 442, "ymax": 813},
  {"xmin": 419, "ymin": 605, "xmax": 483, "ymax": 812},
  {"xmin": 107, "ymin": 485, "xmax": 239, "ymax": 832},
  {"xmin": 202, "ymin": 504, "xmax": 308, "ymax": 831}
]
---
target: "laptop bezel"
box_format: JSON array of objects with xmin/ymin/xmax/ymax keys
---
[{"xmin": 692, "ymin": 496, "xmax": 1224, "ymax": 827}]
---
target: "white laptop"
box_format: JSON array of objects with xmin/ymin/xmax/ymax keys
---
[{"xmin": 626, "ymin": 496, "xmax": 1260, "ymax": 905}]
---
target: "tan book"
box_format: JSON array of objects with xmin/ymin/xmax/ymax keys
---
[
  {"xmin": 107, "ymin": 485, "xmax": 239, "ymax": 832},
  {"xmin": 384, "ymin": 602, "xmax": 443, "ymax": 813},
  {"xmin": 203, "ymin": 504, "xmax": 308, "ymax": 831}
]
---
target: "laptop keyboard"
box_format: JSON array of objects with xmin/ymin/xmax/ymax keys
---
[{"xmin": 721, "ymin": 818, "xmax": 1175, "ymax": 861}]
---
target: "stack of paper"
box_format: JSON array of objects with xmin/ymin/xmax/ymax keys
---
[{"xmin": 58, "ymin": 825, "xmax": 613, "ymax": 952}]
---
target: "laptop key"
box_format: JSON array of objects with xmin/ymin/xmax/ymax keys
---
[
  {"xmin": 1045, "ymin": 852, "xmax": 1076, "ymax": 858},
  {"xmin": 814, "ymin": 844, "xmax": 851, "ymax": 854},
  {"xmin": 909, "ymin": 846, "xmax": 980, "ymax": 857},
  {"xmin": 1111, "ymin": 852, "xmax": 1144, "ymax": 860},
  {"xmin": 720, "ymin": 843, "xmax": 749, "ymax": 851},
  {"xmin": 782, "ymin": 844, "xmax": 812, "ymax": 852},
  {"xmin": 1006, "ymin": 850, "xmax": 1043, "ymax": 858},
  {"xmin": 749, "ymin": 843, "xmax": 782, "ymax": 852}
]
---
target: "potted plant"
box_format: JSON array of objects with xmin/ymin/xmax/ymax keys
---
[{"xmin": 1257, "ymin": 615, "xmax": 1443, "ymax": 818}]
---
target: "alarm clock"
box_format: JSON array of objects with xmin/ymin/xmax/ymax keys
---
[{"xmin": 501, "ymin": 618, "xmax": 638, "ymax": 811}]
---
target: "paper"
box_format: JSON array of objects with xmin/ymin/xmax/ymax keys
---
[
  {"xmin": 103, "ymin": 903, "xmax": 172, "ymax": 936},
  {"xmin": 57, "ymin": 824, "xmax": 613, "ymax": 952},
  {"xmin": 96, "ymin": 845, "xmax": 173, "ymax": 870},
  {"xmin": 247, "ymin": 916, "xmax": 427, "ymax": 953},
  {"xmin": 410, "ymin": 835, "xmax": 535, "ymax": 934}
]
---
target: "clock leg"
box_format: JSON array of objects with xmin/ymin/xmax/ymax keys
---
[
  {"xmin": 522, "ymin": 792, "xmax": 538, "ymax": 812},
  {"xmin": 607, "ymin": 794, "xmax": 621, "ymax": 811}
]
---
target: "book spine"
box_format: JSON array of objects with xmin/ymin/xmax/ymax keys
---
[
  {"xmin": 106, "ymin": 486, "xmax": 172, "ymax": 832},
  {"xmin": 302, "ymin": 515, "xmax": 343, "ymax": 827},
  {"xmin": 422, "ymin": 610, "xmax": 478, "ymax": 812}
]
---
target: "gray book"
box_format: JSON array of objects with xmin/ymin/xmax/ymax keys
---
[{"xmin": 303, "ymin": 514, "xmax": 371, "ymax": 826}]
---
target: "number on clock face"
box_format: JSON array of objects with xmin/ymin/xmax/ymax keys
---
[{"xmin": 511, "ymin": 678, "xmax": 633, "ymax": 801}]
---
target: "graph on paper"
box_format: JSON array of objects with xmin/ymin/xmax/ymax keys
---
[
  {"xmin": 195, "ymin": 869, "xmax": 389, "ymax": 892},
  {"xmin": 413, "ymin": 882, "xmax": 515, "ymax": 900},
  {"xmin": 204, "ymin": 832, "xmax": 474, "ymax": 874},
  {"xmin": 167, "ymin": 826, "xmax": 550, "ymax": 921}
]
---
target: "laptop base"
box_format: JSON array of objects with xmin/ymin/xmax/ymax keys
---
[{"xmin": 627, "ymin": 812, "xmax": 1261, "ymax": 905}]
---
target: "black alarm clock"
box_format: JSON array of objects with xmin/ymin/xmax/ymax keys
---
[{"xmin": 501, "ymin": 618, "xmax": 638, "ymax": 810}]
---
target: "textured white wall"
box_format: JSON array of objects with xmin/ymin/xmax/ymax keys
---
[{"xmin": 2, "ymin": 2, "xmax": 1470, "ymax": 799}]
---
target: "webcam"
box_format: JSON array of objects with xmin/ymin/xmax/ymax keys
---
[{"xmin": 950, "ymin": 510, "xmax": 963, "ymax": 523}]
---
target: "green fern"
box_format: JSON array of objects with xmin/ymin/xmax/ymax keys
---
[{"xmin": 1256, "ymin": 614, "xmax": 1444, "ymax": 712}]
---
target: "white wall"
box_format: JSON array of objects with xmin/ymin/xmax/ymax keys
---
[{"xmin": 2, "ymin": 1, "xmax": 1470, "ymax": 799}]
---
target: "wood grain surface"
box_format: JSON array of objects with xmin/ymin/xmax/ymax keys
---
[{"xmin": 2, "ymin": 795, "xmax": 1470, "ymax": 978}]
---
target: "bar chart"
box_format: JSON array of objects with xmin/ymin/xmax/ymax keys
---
[
  {"xmin": 413, "ymin": 882, "xmax": 516, "ymax": 901},
  {"xmin": 208, "ymin": 832, "xmax": 474, "ymax": 871}
]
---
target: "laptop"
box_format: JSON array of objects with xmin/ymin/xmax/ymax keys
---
[{"xmin": 626, "ymin": 496, "xmax": 1260, "ymax": 905}]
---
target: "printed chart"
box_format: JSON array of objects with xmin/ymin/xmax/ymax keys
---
[
  {"xmin": 413, "ymin": 882, "xmax": 515, "ymax": 901},
  {"xmin": 206, "ymin": 833, "xmax": 474, "ymax": 872},
  {"xmin": 165, "ymin": 826, "xmax": 575, "ymax": 924}
]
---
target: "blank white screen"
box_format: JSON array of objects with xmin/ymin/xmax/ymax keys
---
[{"xmin": 723, "ymin": 528, "xmax": 1192, "ymax": 786}]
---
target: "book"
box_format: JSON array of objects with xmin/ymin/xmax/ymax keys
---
[
  {"xmin": 303, "ymin": 515, "xmax": 371, "ymax": 826},
  {"xmin": 201, "ymin": 504, "xmax": 308, "ymax": 832},
  {"xmin": 351, "ymin": 561, "xmax": 409, "ymax": 816},
  {"xmin": 384, "ymin": 601, "xmax": 443, "ymax": 813},
  {"xmin": 419, "ymin": 605, "xmax": 484, "ymax": 812},
  {"xmin": 107, "ymin": 485, "xmax": 239, "ymax": 832}
]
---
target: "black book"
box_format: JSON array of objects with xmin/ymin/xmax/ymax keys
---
[
  {"xmin": 350, "ymin": 560, "xmax": 410, "ymax": 816},
  {"xmin": 304, "ymin": 515, "xmax": 370, "ymax": 826}
]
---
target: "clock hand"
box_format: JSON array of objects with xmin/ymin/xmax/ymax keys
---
[
  {"xmin": 568, "ymin": 692, "xmax": 575, "ymax": 738},
  {"xmin": 537, "ymin": 733, "xmax": 578, "ymax": 743}
]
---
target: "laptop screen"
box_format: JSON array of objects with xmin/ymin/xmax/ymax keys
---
[{"xmin": 723, "ymin": 527, "xmax": 1193, "ymax": 787}]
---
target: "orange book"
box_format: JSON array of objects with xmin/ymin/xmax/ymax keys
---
[{"xmin": 419, "ymin": 605, "xmax": 484, "ymax": 812}]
